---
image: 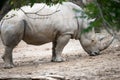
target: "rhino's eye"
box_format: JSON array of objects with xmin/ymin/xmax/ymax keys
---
[
  {"xmin": 91, "ymin": 40, "xmax": 94, "ymax": 42},
  {"xmin": 91, "ymin": 40, "xmax": 97, "ymax": 44}
]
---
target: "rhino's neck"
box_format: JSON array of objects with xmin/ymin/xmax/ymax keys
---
[{"xmin": 73, "ymin": 16, "xmax": 84, "ymax": 39}]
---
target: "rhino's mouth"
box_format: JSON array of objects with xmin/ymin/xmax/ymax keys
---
[
  {"xmin": 84, "ymin": 47, "xmax": 100, "ymax": 56},
  {"xmin": 89, "ymin": 51, "xmax": 100, "ymax": 56}
]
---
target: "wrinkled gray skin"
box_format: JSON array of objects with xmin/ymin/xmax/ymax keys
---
[{"xmin": 0, "ymin": 2, "xmax": 114, "ymax": 69}]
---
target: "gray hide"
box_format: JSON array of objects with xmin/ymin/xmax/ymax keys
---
[{"xmin": 0, "ymin": 2, "xmax": 114, "ymax": 68}]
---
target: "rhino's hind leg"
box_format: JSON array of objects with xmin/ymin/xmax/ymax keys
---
[
  {"xmin": 2, "ymin": 46, "xmax": 15, "ymax": 69},
  {"xmin": 1, "ymin": 35, "xmax": 22, "ymax": 69},
  {"xmin": 51, "ymin": 34, "xmax": 71, "ymax": 62}
]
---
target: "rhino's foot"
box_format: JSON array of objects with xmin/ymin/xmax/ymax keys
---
[
  {"xmin": 51, "ymin": 57, "xmax": 65, "ymax": 62},
  {"xmin": 2, "ymin": 55, "xmax": 15, "ymax": 69},
  {"xmin": 4, "ymin": 63, "xmax": 15, "ymax": 69}
]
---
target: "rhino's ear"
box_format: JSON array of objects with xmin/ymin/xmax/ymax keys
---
[{"xmin": 88, "ymin": 18, "xmax": 96, "ymax": 23}]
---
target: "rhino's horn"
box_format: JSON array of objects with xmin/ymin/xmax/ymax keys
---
[{"xmin": 98, "ymin": 35, "xmax": 115, "ymax": 51}]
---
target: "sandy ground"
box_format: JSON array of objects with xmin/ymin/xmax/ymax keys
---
[{"xmin": 0, "ymin": 34, "xmax": 120, "ymax": 80}]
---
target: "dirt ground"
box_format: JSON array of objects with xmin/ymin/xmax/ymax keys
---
[{"xmin": 0, "ymin": 34, "xmax": 120, "ymax": 80}]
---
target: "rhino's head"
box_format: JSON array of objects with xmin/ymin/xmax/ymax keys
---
[{"xmin": 79, "ymin": 19, "xmax": 114, "ymax": 56}]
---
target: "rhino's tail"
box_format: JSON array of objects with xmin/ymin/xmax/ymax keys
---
[
  {"xmin": 22, "ymin": 19, "xmax": 27, "ymax": 39},
  {"xmin": 0, "ymin": 20, "xmax": 3, "ymax": 35},
  {"xmin": 0, "ymin": 18, "xmax": 6, "ymax": 34}
]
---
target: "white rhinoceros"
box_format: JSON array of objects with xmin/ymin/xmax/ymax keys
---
[{"xmin": 0, "ymin": 2, "xmax": 114, "ymax": 68}]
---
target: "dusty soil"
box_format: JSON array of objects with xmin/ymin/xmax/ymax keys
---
[{"xmin": 0, "ymin": 34, "xmax": 120, "ymax": 80}]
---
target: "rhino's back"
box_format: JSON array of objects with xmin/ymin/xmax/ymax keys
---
[{"xmin": 22, "ymin": 2, "xmax": 80, "ymax": 31}]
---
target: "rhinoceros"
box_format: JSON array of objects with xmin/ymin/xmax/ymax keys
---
[{"xmin": 0, "ymin": 2, "xmax": 114, "ymax": 68}]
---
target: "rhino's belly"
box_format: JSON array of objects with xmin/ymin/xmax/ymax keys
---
[{"xmin": 23, "ymin": 33, "xmax": 54, "ymax": 45}]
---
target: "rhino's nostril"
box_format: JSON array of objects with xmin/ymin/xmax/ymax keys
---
[{"xmin": 94, "ymin": 52, "xmax": 99, "ymax": 55}]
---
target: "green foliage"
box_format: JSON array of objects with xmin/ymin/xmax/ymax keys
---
[
  {"xmin": 9, "ymin": 0, "xmax": 66, "ymax": 9},
  {"xmin": 98, "ymin": 0, "xmax": 120, "ymax": 30},
  {"xmin": 84, "ymin": 1, "xmax": 102, "ymax": 32},
  {"xmin": 84, "ymin": 2, "xmax": 99, "ymax": 19},
  {"xmin": 84, "ymin": 0, "xmax": 120, "ymax": 32}
]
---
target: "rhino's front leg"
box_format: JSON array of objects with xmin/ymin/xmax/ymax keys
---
[
  {"xmin": 51, "ymin": 34, "xmax": 71, "ymax": 62},
  {"xmin": 2, "ymin": 46, "xmax": 14, "ymax": 69}
]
